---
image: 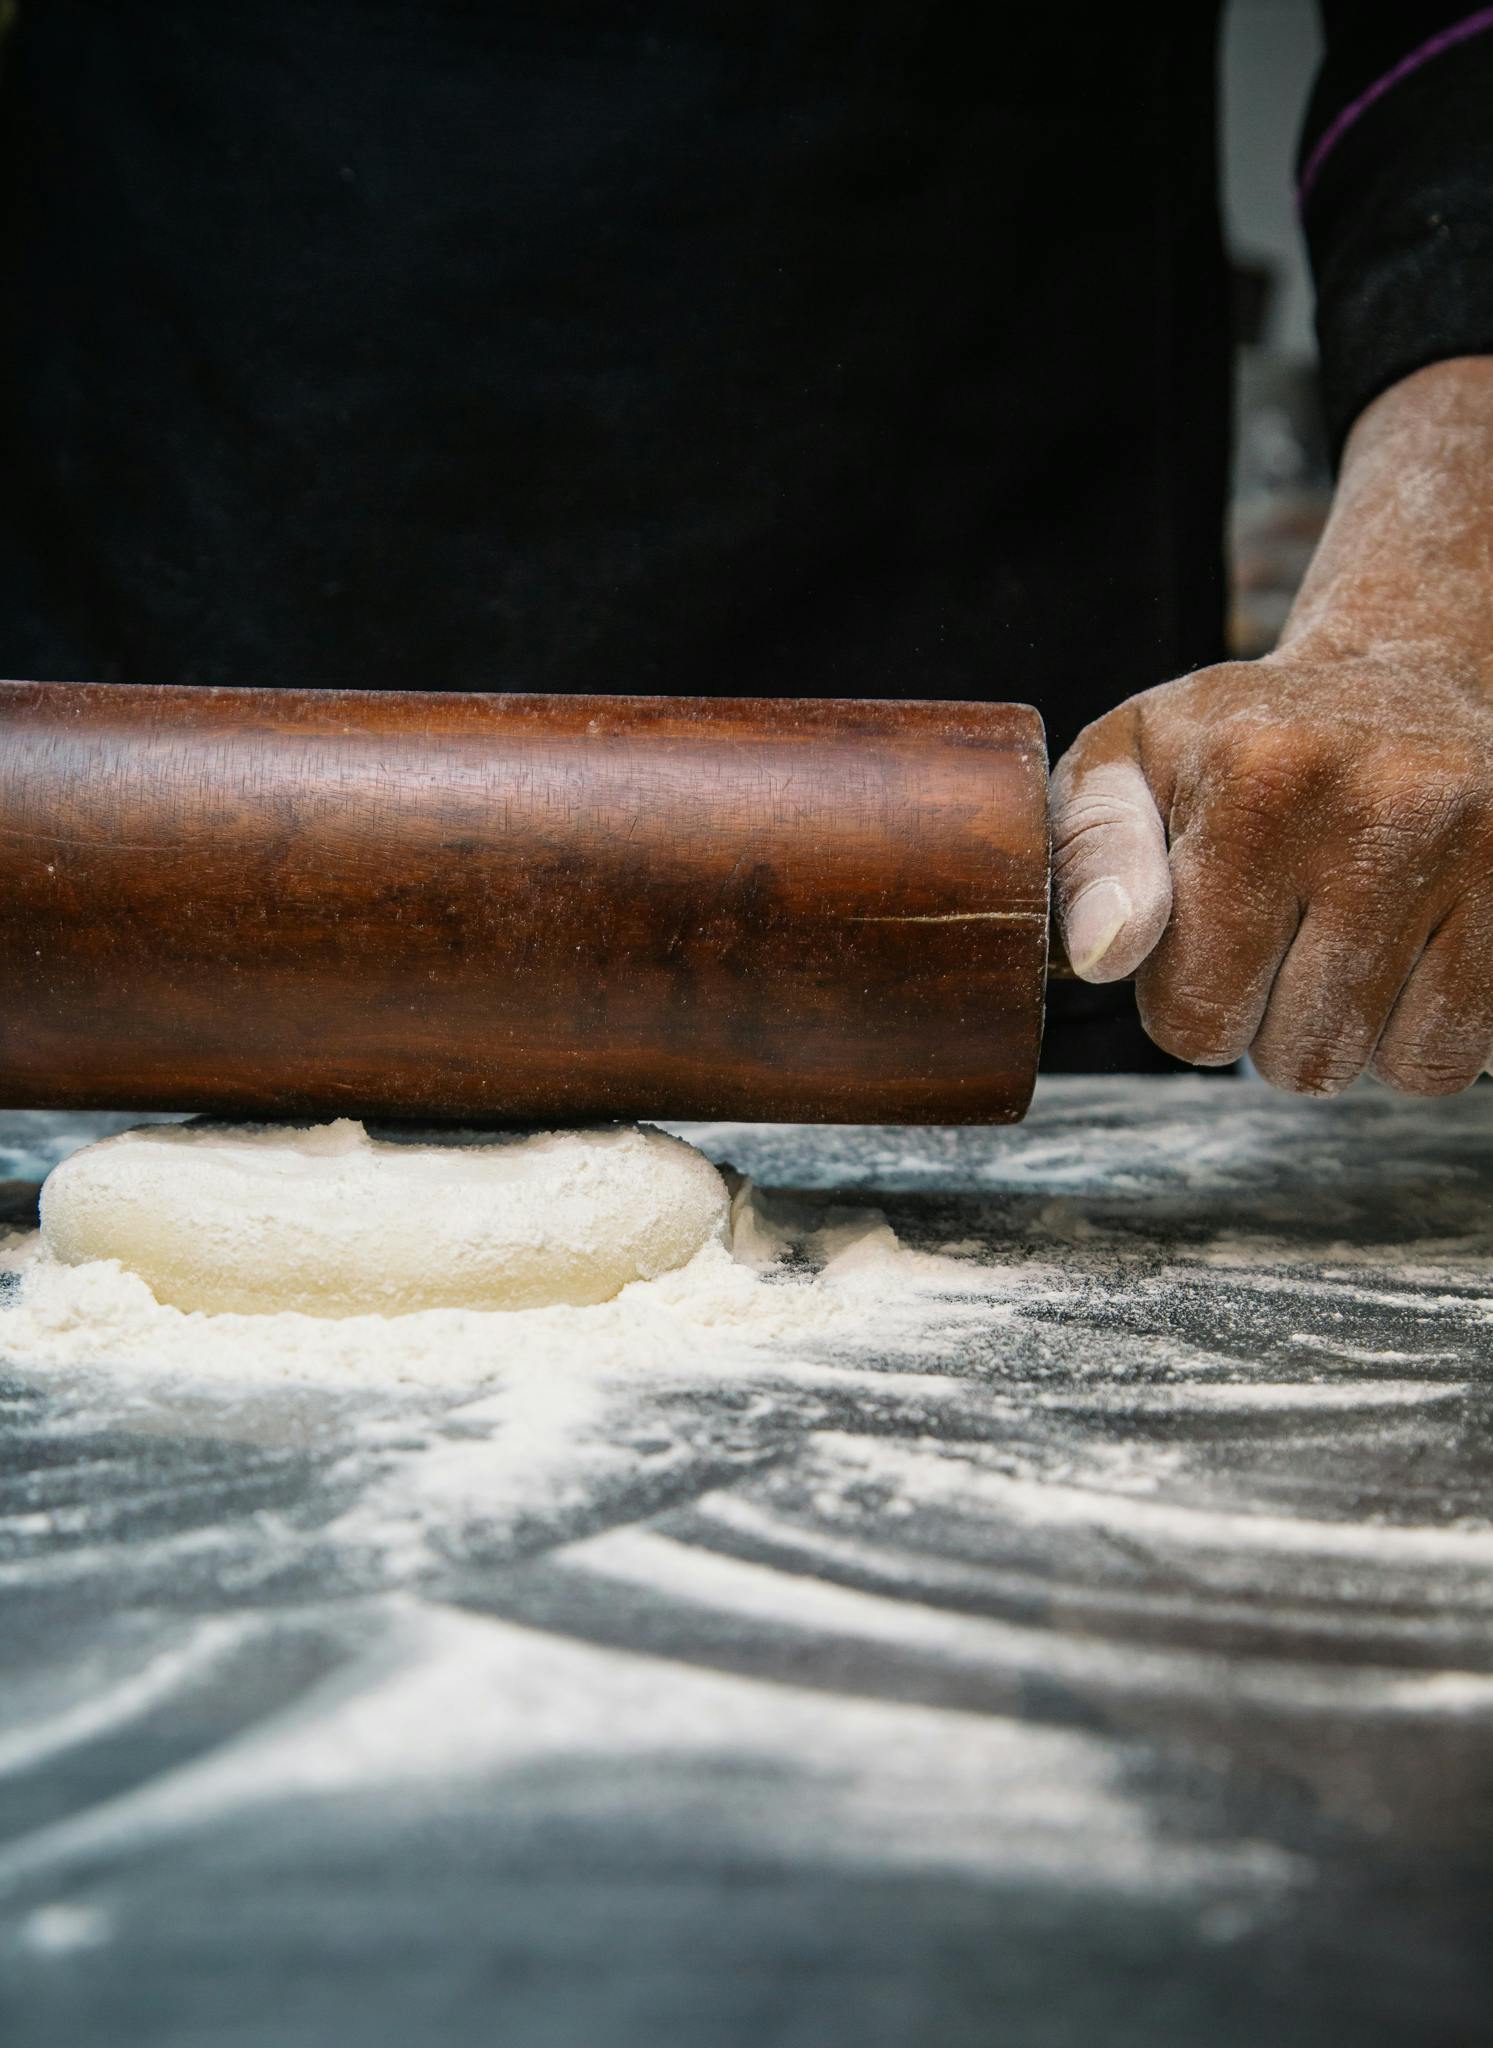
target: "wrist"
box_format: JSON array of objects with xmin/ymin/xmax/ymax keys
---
[{"xmin": 1278, "ymin": 357, "xmax": 1493, "ymax": 688}]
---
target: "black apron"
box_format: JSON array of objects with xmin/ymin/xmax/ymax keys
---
[{"xmin": 0, "ymin": 1, "xmax": 1233, "ymax": 1070}]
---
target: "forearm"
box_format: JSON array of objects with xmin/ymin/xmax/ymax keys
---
[{"xmin": 1279, "ymin": 356, "xmax": 1493, "ymax": 687}]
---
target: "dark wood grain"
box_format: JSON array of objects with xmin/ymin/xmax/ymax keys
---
[{"xmin": 0, "ymin": 683, "xmax": 1049, "ymax": 1124}]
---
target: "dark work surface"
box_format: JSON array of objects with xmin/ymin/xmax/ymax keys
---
[{"xmin": 0, "ymin": 1077, "xmax": 1491, "ymax": 2048}]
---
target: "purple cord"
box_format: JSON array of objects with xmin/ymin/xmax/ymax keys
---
[{"xmin": 1297, "ymin": 6, "xmax": 1493, "ymax": 210}]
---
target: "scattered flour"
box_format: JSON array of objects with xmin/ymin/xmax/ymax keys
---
[
  {"xmin": 0, "ymin": 1601, "xmax": 1299, "ymax": 1907},
  {"xmin": 0, "ymin": 1086, "xmax": 1488, "ymax": 1947}
]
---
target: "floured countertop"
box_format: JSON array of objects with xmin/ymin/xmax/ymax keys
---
[{"xmin": 1, "ymin": 1075, "xmax": 1491, "ymax": 2047}]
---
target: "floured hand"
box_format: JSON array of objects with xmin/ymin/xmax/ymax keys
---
[{"xmin": 1051, "ymin": 357, "xmax": 1493, "ymax": 1098}]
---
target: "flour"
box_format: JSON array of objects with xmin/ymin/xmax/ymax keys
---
[
  {"xmin": 0, "ymin": 1600, "xmax": 1298, "ymax": 1909},
  {"xmin": 0, "ymin": 1177, "xmax": 1001, "ymax": 1391},
  {"xmin": 1, "ymin": 1082, "xmax": 1490, "ymax": 1984}
]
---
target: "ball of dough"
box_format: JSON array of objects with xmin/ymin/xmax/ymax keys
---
[{"xmin": 39, "ymin": 1119, "xmax": 729, "ymax": 1318}]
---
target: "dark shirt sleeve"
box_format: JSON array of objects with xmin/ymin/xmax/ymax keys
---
[{"xmin": 1300, "ymin": 4, "xmax": 1493, "ymax": 460}]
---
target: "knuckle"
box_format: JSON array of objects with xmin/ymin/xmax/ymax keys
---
[
  {"xmin": 1348, "ymin": 787, "xmax": 1461, "ymax": 850},
  {"xmin": 1338, "ymin": 748, "xmax": 1482, "ymax": 847},
  {"xmin": 1250, "ymin": 1032, "xmax": 1364, "ymax": 1098},
  {"xmin": 1441, "ymin": 791, "xmax": 1493, "ymax": 887},
  {"xmin": 1186, "ymin": 732, "xmax": 1327, "ymax": 855},
  {"xmin": 1136, "ymin": 981, "xmax": 1250, "ymax": 1066},
  {"xmin": 1250, "ymin": 966, "xmax": 1378, "ymax": 1096},
  {"xmin": 1213, "ymin": 719, "xmax": 1329, "ymax": 804},
  {"xmin": 1465, "ymin": 808, "xmax": 1493, "ymax": 873},
  {"xmin": 1372, "ymin": 1039, "xmax": 1484, "ymax": 1097}
]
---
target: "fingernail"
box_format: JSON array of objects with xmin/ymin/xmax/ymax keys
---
[{"xmin": 1064, "ymin": 878, "xmax": 1133, "ymax": 978}]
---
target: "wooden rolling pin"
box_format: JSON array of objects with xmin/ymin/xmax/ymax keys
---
[{"xmin": 0, "ymin": 682, "xmax": 1051, "ymax": 1125}]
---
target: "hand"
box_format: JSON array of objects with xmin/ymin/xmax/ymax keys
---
[
  {"xmin": 1050, "ymin": 358, "xmax": 1493, "ymax": 1097},
  {"xmin": 1051, "ymin": 652, "xmax": 1493, "ymax": 1094}
]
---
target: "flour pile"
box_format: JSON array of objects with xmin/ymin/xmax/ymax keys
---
[{"xmin": 0, "ymin": 1127, "xmax": 999, "ymax": 1390}]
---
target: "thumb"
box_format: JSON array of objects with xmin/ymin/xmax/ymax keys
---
[{"xmin": 1049, "ymin": 736, "xmax": 1172, "ymax": 983}]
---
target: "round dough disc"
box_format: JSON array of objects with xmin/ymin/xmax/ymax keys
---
[{"xmin": 39, "ymin": 1119, "xmax": 729, "ymax": 1318}]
